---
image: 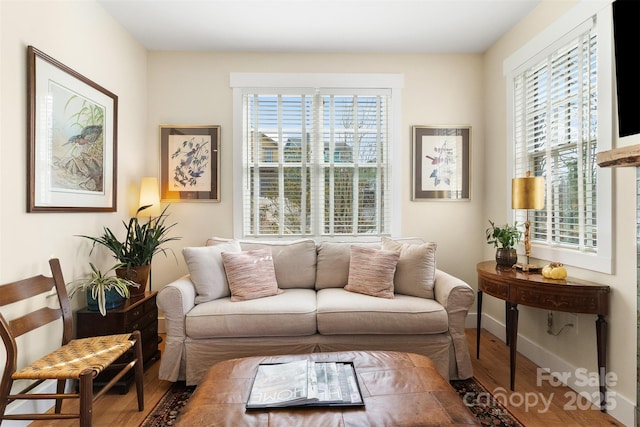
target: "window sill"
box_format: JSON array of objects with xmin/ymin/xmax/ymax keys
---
[{"xmin": 525, "ymin": 243, "xmax": 612, "ymax": 274}]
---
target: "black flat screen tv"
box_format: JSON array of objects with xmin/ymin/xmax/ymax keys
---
[{"xmin": 612, "ymin": 0, "xmax": 640, "ymax": 138}]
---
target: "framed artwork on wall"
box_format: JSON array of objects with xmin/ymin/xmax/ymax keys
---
[
  {"xmin": 27, "ymin": 46, "xmax": 118, "ymax": 212},
  {"xmin": 412, "ymin": 125, "xmax": 471, "ymax": 201},
  {"xmin": 160, "ymin": 125, "xmax": 220, "ymax": 202}
]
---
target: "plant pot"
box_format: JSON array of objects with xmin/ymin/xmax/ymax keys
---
[
  {"xmin": 116, "ymin": 264, "xmax": 151, "ymax": 296},
  {"xmin": 86, "ymin": 288, "xmax": 124, "ymax": 312},
  {"xmin": 495, "ymin": 248, "xmax": 517, "ymax": 267}
]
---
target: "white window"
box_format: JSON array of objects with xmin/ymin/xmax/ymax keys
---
[
  {"xmin": 505, "ymin": 2, "xmax": 613, "ymax": 273},
  {"xmin": 231, "ymin": 74, "xmax": 403, "ymax": 239}
]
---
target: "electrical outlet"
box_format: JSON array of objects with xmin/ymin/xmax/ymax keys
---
[
  {"xmin": 556, "ymin": 312, "xmax": 578, "ymax": 335},
  {"xmin": 565, "ymin": 313, "xmax": 578, "ymax": 335},
  {"xmin": 546, "ymin": 311, "xmax": 578, "ymax": 336}
]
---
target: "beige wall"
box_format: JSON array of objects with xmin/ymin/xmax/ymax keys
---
[
  {"xmin": 146, "ymin": 52, "xmax": 487, "ymax": 296},
  {"xmin": 0, "ymin": 0, "xmax": 147, "ymax": 378},
  {"xmin": 484, "ymin": 1, "xmax": 636, "ymax": 423}
]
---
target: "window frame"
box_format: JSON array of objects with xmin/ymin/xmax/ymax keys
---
[
  {"xmin": 231, "ymin": 73, "xmax": 404, "ymax": 241},
  {"xmin": 504, "ymin": 1, "xmax": 613, "ymax": 274}
]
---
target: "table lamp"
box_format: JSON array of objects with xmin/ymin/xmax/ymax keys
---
[
  {"xmin": 139, "ymin": 176, "xmax": 161, "ymax": 218},
  {"xmin": 512, "ymin": 171, "xmax": 544, "ymax": 268},
  {"xmin": 138, "ymin": 176, "xmax": 161, "ymax": 290}
]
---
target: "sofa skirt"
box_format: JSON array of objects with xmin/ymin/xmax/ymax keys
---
[{"xmin": 180, "ymin": 334, "xmax": 453, "ymax": 386}]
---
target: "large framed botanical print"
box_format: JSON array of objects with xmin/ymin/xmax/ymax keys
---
[{"xmin": 27, "ymin": 46, "xmax": 117, "ymax": 212}]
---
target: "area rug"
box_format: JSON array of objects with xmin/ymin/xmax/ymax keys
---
[
  {"xmin": 139, "ymin": 382, "xmax": 195, "ymax": 427},
  {"xmin": 450, "ymin": 378, "xmax": 525, "ymax": 426},
  {"xmin": 140, "ymin": 378, "xmax": 523, "ymax": 426}
]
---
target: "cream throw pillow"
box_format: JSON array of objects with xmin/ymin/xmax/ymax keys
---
[
  {"xmin": 183, "ymin": 240, "xmax": 241, "ymax": 303},
  {"xmin": 344, "ymin": 246, "xmax": 400, "ymax": 299},
  {"xmin": 381, "ymin": 236, "xmax": 437, "ymax": 299},
  {"xmin": 221, "ymin": 249, "xmax": 283, "ymax": 302},
  {"xmin": 207, "ymin": 237, "xmax": 317, "ymax": 288}
]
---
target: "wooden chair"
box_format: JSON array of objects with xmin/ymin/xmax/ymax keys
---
[{"xmin": 0, "ymin": 258, "xmax": 144, "ymax": 426}]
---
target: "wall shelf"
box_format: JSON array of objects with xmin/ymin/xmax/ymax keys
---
[{"xmin": 597, "ymin": 145, "xmax": 640, "ymax": 168}]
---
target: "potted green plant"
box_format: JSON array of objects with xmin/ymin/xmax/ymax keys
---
[
  {"xmin": 79, "ymin": 204, "xmax": 180, "ymax": 295},
  {"xmin": 68, "ymin": 263, "xmax": 139, "ymax": 316},
  {"xmin": 485, "ymin": 220, "xmax": 522, "ymax": 267}
]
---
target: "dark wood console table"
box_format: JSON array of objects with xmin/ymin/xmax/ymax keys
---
[{"xmin": 476, "ymin": 261, "xmax": 610, "ymax": 411}]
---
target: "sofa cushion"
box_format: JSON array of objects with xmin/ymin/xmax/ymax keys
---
[
  {"xmin": 316, "ymin": 288, "xmax": 448, "ymax": 335},
  {"xmin": 183, "ymin": 240, "xmax": 241, "ymax": 303},
  {"xmin": 208, "ymin": 238, "xmax": 317, "ymax": 289},
  {"xmin": 221, "ymin": 249, "xmax": 283, "ymax": 301},
  {"xmin": 186, "ymin": 289, "xmax": 317, "ymax": 338},
  {"xmin": 315, "ymin": 242, "xmax": 380, "ymax": 289},
  {"xmin": 344, "ymin": 246, "xmax": 399, "ymax": 299},
  {"xmin": 381, "ymin": 236, "xmax": 437, "ymax": 299}
]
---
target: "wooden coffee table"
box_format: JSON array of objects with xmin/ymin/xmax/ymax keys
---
[{"xmin": 177, "ymin": 350, "xmax": 479, "ymax": 426}]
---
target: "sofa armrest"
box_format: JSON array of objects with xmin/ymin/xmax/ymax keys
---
[
  {"xmin": 156, "ymin": 275, "xmax": 197, "ymax": 381},
  {"xmin": 434, "ymin": 269, "xmax": 475, "ymax": 379},
  {"xmin": 157, "ymin": 275, "xmax": 197, "ymax": 334},
  {"xmin": 434, "ymin": 269, "xmax": 474, "ymax": 310}
]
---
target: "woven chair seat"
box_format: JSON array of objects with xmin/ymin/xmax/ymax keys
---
[{"xmin": 12, "ymin": 334, "xmax": 134, "ymax": 381}]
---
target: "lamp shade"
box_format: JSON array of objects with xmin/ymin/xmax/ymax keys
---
[
  {"xmin": 139, "ymin": 177, "xmax": 161, "ymax": 217},
  {"xmin": 512, "ymin": 172, "xmax": 544, "ymax": 210}
]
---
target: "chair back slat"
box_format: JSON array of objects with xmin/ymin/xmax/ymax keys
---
[
  {"xmin": 8, "ymin": 307, "xmax": 62, "ymax": 338},
  {"xmin": 0, "ymin": 275, "xmax": 55, "ymax": 307}
]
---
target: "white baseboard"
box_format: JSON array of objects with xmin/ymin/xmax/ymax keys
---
[
  {"xmin": 473, "ymin": 312, "xmax": 635, "ymax": 427},
  {"xmin": 465, "ymin": 312, "xmax": 478, "ymax": 330},
  {"xmin": 159, "ymin": 316, "xmax": 166, "ymax": 334}
]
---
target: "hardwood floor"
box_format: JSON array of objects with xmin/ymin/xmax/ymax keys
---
[
  {"xmin": 469, "ymin": 328, "xmax": 624, "ymax": 426},
  {"xmin": 28, "ymin": 330, "xmax": 626, "ymax": 426}
]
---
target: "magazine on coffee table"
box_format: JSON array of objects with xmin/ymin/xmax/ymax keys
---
[{"xmin": 246, "ymin": 360, "xmax": 364, "ymax": 409}]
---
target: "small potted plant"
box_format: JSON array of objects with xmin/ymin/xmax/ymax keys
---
[
  {"xmin": 78, "ymin": 204, "xmax": 180, "ymax": 295},
  {"xmin": 68, "ymin": 263, "xmax": 139, "ymax": 316},
  {"xmin": 485, "ymin": 220, "xmax": 522, "ymax": 267}
]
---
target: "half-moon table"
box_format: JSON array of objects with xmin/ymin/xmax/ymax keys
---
[{"xmin": 476, "ymin": 261, "xmax": 610, "ymax": 411}]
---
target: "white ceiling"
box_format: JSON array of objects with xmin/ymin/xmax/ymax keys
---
[{"xmin": 97, "ymin": 0, "xmax": 540, "ymax": 53}]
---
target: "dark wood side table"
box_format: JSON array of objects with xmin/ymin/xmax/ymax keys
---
[
  {"xmin": 76, "ymin": 291, "xmax": 160, "ymax": 393},
  {"xmin": 476, "ymin": 261, "xmax": 610, "ymax": 411}
]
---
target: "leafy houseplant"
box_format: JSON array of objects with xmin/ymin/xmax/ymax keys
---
[
  {"xmin": 79, "ymin": 204, "xmax": 180, "ymax": 294},
  {"xmin": 68, "ymin": 263, "xmax": 139, "ymax": 316},
  {"xmin": 486, "ymin": 220, "xmax": 522, "ymax": 267}
]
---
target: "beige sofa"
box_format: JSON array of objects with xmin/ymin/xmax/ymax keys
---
[{"xmin": 157, "ymin": 237, "xmax": 475, "ymax": 386}]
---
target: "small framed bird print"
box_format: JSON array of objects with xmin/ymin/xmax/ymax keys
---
[
  {"xmin": 160, "ymin": 125, "xmax": 220, "ymax": 202},
  {"xmin": 27, "ymin": 46, "xmax": 117, "ymax": 212},
  {"xmin": 411, "ymin": 126, "xmax": 471, "ymax": 201}
]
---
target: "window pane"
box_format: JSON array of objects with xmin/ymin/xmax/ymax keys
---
[
  {"xmin": 245, "ymin": 90, "xmax": 390, "ymax": 238},
  {"xmin": 514, "ymin": 29, "xmax": 597, "ymax": 253},
  {"xmin": 324, "ymin": 167, "xmax": 353, "ymax": 234},
  {"xmin": 283, "ymin": 166, "xmax": 310, "ymax": 234},
  {"xmin": 358, "ymin": 166, "xmax": 380, "ymax": 234}
]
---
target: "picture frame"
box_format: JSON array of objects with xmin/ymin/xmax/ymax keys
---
[
  {"xmin": 27, "ymin": 46, "xmax": 118, "ymax": 212},
  {"xmin": 160, "ymin": 125, "xmax": 220, "ymax": 202},
  {"xmin": 412, "ymin": 126, "xmax": 471, "ymax": 201}
]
